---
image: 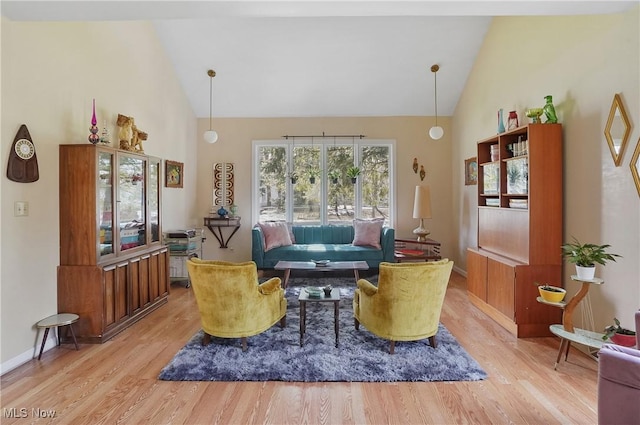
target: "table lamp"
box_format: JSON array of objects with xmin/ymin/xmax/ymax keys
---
[{"xmin": 412, "ymin": 185, "xmax": 432, "ymax": 242}]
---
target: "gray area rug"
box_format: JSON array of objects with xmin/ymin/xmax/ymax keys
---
[{"xmin": 159, "ymin": 276, "xmax": 487, "ymax": 382}]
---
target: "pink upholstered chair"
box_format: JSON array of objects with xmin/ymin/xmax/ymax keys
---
[{"xmin": 597, "ymin": 311, "xmax": 640, "ymax": 424}]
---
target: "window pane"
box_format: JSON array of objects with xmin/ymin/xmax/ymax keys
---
[
  {"xmin": 293, "ymin": 146, "xmax": 321, "ymax": 223},
  {"xmin": 258, "ymin": 146, "xmax": 287, "ymax": 221},
  {"xmin": 326, "ymin": 145, "xmax": 354, "ymax": 224},
  {"xmin": 361, "ymin": 146, "xmax": 390, "ymax": 225}
]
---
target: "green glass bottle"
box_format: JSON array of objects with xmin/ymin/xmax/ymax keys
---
[{"xmin": 543, "ymin": 95, "xmax": 558, "ymax": 123}]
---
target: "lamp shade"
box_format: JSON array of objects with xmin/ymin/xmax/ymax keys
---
[
  {"xmin": 413, "ymin": 185, "xmax": 432, "ymax": 219},
  {"xmin": 204, "ymin": 130, "xmax": 218, "ymax": 144}
]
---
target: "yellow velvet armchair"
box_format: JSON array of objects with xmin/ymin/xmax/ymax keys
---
[
  {"xmin": 186, "ymin": 258, "xmax": 287, "ymax": 351},
  {"xmin": 353, "ymin": 260, "xmax": 454, "ymax": 354}
]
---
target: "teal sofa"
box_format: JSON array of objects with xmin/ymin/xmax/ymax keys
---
[{"xmin": 252, "ymin": 224, "xmax": 395, "ymax": 269}]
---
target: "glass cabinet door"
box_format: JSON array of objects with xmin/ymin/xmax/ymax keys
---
[
  {"xmin": 118, "ymin": 154, "xmax": 146, "ymax": 252},
  {"xmin": 98, "ymin": 151, "xmax": 114, "ymax": 258},
  {"xmin": 148, "ymin": 157, "xmax": 161, "ymax": 243}
]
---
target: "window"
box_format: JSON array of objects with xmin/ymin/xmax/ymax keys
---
[{"xmin": 253, "ymin": 139, "xmax": 394, "ymax": 226}]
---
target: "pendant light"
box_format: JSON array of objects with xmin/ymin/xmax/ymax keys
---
[
  {"xmin": 203, "ymin": 69, "xmax": 219, "ymax": 144},
  {"xmin": 429, "ymin": 64, "xmax": 444, "ymax": 140}
]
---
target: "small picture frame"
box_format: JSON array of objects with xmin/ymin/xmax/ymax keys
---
[
  {"xmin": 165, "ymin": 160, "xmax": 184, "ymax": 188},
  {"xmin": 464, "ymin": 157, "xmax": 478, "ymax": 185}
]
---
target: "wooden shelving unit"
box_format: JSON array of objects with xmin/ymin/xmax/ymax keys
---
[{"xmin": 467, "ymin": 124, "xmax": 563, "ymax": 337}]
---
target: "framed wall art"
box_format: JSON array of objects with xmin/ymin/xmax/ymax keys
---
[
  {"xmin": 464, "ymin": 157, "xmax": 477, "ymax": 185},
  {"xmin": 165, "ymin": 160, "xmax": 184, "ymax": 188}
]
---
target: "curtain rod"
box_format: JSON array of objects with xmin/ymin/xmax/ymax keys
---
[{"xmin": 282, "ymin": 132, "xmax": 365, "ymax": 139}]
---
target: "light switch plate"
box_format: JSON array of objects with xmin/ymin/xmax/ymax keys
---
[{"xmin": 14, "ymin": 201, "xmax": 28, "ymax": 216}]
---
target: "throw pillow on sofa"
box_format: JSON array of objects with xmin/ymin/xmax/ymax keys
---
[
  {"xmin": 352, "ymin": 218, "xmax": 384, "ymax": 249},
  {"xmin": 258, "ymin": 221, "xmax": 293, "ymax": 251}
]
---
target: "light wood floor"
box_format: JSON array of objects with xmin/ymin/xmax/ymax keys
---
[{"xmin": 1, "ymin": 272, "xmax": 598, "ymax": 424}]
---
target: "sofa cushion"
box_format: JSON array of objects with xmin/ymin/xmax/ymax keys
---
[
  {"xmin": 258, "ymin": 222, "xmax": 293, "ymax": 251},
  {"xmin": 352, "ymin": 218, "xmax": 384, "ymax": 249},
  {"xmin": 263, "ymin": 243, "xmax": 383, "ymax": 265}
]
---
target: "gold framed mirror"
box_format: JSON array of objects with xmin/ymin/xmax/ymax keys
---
[
  {"xmin": 604, "ymin": 93, "xmax": 631, "ymax": 166},
  {"xmin": 631, "ymin": 137, "xmax": 640, "ymax": 198}
]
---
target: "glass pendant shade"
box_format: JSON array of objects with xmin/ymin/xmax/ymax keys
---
[
  {"xmin": 204, "ymin": 130, "xmax": 218, "ymax": 144},
  {"xmin": 429, "ymin": 126, "xmax": 444, "ymax": 140}
]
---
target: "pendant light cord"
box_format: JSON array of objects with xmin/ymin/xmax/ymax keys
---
[
  {"xmin": 432, "ymin": 64, "xmax": 439, "ymax": 126},
  {"xmin": 209, "ymin": 73, "xmax": 213, "ymax": 130}
]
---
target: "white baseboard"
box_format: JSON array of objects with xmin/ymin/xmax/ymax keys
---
[
  {"xmin": 453, "ymin": 265, "xmax": 467, "ymax": 277},
  {"xmin": 1, "ymin": 336, "xmax": 58, "ymax": 376}
]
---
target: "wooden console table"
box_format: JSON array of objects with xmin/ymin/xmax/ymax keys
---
[
  {"xmin": 537, "ymin": 275, "xmax": 605, "ymax": 369},
  {"xmin": 204, "ymin": 216, "xmax": 241, "ymax": 248}
]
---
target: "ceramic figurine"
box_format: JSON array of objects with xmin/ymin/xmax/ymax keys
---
[
  {"xmin": 217, "ymin": 206, "xmax": 228, "ymax": 217},
  {"xmin": 543, "ymin": 95, "xmax": 558, "ymax": 123}
]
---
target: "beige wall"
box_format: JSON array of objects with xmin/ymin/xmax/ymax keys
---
[
  {"xmin": 453, "ymin": 8, "xmax": 640, "ymax": 330},
  {"xmin": 195, "ymin": 116, "xmax": 453, "ymax": 263},
  {"xmin": 1, "ymin": 20, "xmax": 198, "ymax": 369}
]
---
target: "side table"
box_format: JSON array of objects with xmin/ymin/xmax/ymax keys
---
[
  {"xmin": 36, "ymin": 313, "xmax": 80, "ymax": 360},
  {"xmin": 299, "ymin": 288, "xmax": 340, "ymax": 347},
  {"xmin": 394, "ymin": 237, "xmax": 441, "ymax": 262},
  {"xmin": 204, "ymin": 216, "xmax": 241, "ymax": 248},
  {"xmin": 537, "ymin": 275, "xmax": 605, "ymax": 369}
]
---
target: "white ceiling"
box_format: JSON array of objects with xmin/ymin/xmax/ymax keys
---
[{"xmin": 2, "ymin": 1, "xmax": 637, "ymax": 118}]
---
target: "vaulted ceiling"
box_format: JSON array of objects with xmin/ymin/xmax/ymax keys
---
[{"xmin": 2, "ymin": 1, "xmax": 636, "ymax": 118}]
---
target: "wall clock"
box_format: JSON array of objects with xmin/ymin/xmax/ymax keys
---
[{"xmin": 7, "ymin": 124, "xmax": 39, "ymax": 183}]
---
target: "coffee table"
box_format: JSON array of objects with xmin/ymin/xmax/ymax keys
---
[
  {"xmin": 299, "ymin": 287, "xmax": 341, "ymax": 347},
  {"xmin": 274, "ymin": 260, "xmax": 369, "ymax": 288}
]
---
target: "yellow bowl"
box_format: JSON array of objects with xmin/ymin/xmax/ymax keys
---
[
  {"xmin": 538, "ymin": 285, "xmax": 566, "ymax": 303},
  {"xmin": 525, "ymin": 108, "xmax": 544, "ymax": 118}
]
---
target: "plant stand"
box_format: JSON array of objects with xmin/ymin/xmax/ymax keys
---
[{"xmin": 537, "ymin": 275, "xmax": 605, "ymax": 370}]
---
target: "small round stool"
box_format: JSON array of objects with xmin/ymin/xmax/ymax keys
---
[{"xmin": 36, "ymin": 313, "xmax": 80, "ymax": 360}]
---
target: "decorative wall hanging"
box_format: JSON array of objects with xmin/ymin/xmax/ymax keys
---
[
  {"xmin": 7, "ymin": 124, "xmax": 39, "ymax": 183},
  {"xmin": 464, "ymin": 157, "xmax": 478, "ymax": 186},
  {"xmin": 419, "ymin": 165, "xmax": 426, "ymax": 181},
  {"xmin": 117, "ymin": 113, "xmax": 147, "ymax": 153},
  {"xmin": 604, "ymin": 93, "xmax": 631, "ymax": 166},
  {"xmin": 631, "ymin": 137, "xmax": 640, "ymax": 198},
  {"xmin": 165, "ymin": 160, "xmax": 184, "ymax": 188},
  {"xmin": 213, "ymin": 162, "xmax": 234, "ymax": 206},
  {"xmin": 412, "ymin": 157, "xmax": 418, "ymax": 173}
]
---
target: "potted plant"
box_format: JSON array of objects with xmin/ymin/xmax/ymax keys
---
[
  {"xmin": 603, "ymin": 318, "xmax": 637, "ymax": 347},
  {"xmin": 560, "ymin": 237, "xmax": 621, "ymax": 280},
  {"xmin": 328, "ymin": 170, "xmax": 340, "ymax": 184},
  {"xmin": 346, "ymin": 166, "xmax": 361, "ymax": 184},
  {"xmin": 307, "ymin": 168, "xmax": 320, "ymax": 184},
  {"xmin": 536, "ymin": 282, "xmax": 566, "ymax": 304},
  {"xmin": 289, "ymin": 172, "xmax": 299, "ymax": 184}
]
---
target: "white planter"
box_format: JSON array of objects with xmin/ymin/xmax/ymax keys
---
[{"xmin": 576, "ymin": 265, "xmax": 596, "ymax": 280}]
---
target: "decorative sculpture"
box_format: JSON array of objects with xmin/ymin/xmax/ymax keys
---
[{"xmin": 117, "ymin": 114, "xmax": 147, "ymax": 152}]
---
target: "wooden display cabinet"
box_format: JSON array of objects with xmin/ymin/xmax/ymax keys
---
[
  {"xmin": 58, "ymin": 145, "xmax": 169, "ymax": 343},
  {"xmin": 467, "ymin": 124, "xmax": 563, "ymax": 337}
]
